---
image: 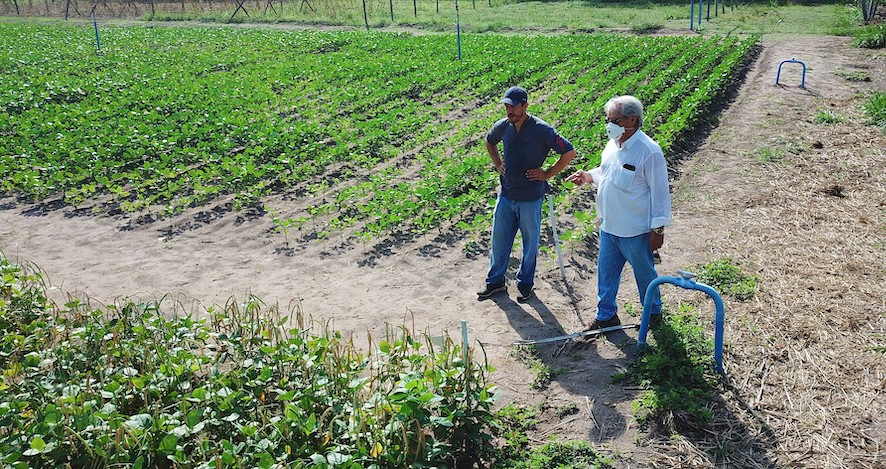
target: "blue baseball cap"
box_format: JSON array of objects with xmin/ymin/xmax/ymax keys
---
[{"xmin": 501, "ymin": 86, "xmax": 528, "ymax": 105}]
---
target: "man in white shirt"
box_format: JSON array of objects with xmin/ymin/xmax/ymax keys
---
[{"xmin": 566, "ymin": 95, "xmax": 671, "ymax": 330}]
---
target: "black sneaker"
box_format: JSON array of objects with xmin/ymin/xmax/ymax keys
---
[
  {"xmin": 477, "ymin": 284, "xmax": 506, "ymax": 300},
  {"xmin": 586, "ymin": 315, "xmax": 621, "ymax": 331},
  {"xmin": 516, "ymin": 285, "xmax": 534, "ymax": 303}
]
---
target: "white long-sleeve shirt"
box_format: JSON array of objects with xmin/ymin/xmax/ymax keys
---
[{"xmin": 589, "ymin": 129, "xmax": 671, "ymax": 238}]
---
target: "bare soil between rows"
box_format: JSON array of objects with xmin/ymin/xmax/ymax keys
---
[{"xmin": 1, "ymin": 31, "xmax": 884, "ymax": 467}]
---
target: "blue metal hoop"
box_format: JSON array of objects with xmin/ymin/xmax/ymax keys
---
[{"xmin": 776, "ymin": 58, "xmax": 806, "ymax": 89}]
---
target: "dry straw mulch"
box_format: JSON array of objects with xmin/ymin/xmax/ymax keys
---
[{"xmin": 651, "ymin": 39, "xmax": 885, "ymax": 467}]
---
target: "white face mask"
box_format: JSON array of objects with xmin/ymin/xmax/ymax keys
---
[{"xmin": 605, "ymin": 121, "xmax": 625, "ymax": 141}]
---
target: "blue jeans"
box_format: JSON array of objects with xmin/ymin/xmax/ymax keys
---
[
  {"xmin": 596, "ymin": 230, "xmax": 662, "ymax": 321},
  {"xmin": 485, "ymin": 195, "xmax": 543, "ymax": 289}
]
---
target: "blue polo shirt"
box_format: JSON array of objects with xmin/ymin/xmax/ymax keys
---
[{"xmin": 487, "ymin": 115, "xmax": 574, "ymax": 201}]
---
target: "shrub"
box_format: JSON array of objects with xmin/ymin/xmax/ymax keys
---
[
  {"xmin": 619, "ymin": 304, "xmax": 717, "ymax": 430},
  {"xmin": 852, "ymin": 25, "xmax": 886, "ymax": 49},
  {"xmin": 695, "ymin": 258, "xmax": 758, "ymax": 301},
  {"xmin": 865, "ymin": 92, "xmax": 886, "ymax": 128},
  {"xmin": 0, "ymin": 257, "xmax": 499, "ymax": 468}
]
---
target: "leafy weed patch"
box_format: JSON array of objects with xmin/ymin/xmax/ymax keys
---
[
  {"xmin": 865, "ymin": 91, "xmax": 886, "ymax": 128},
  {"xmin": 615, "ymin": 304, "xmax": 718, "ymax": 431},
  {"xmin": 852, "ymin": 24, "xmax": 886, "ymax": 49},
  {"xmin": 509, "ymin": 344, "xmax": 555, "ymax": 390},
  {"xmin": 695, "ymin": 257, "xmax": 758, "ymax": 301},
  {"xmin": 492, "ymin": 404, "xmax": 612, "ymax": 469},
  {"xmin": 814, "ymin": 110, "xmax": 844, "ymax": 124}
]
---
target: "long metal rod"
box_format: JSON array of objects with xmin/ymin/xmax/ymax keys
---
[
  {"xmin": 92, "ymin": 8, "xmax": 101, "ymax": 54},
  {"xmin": 547, "ymin": 195, "xmax": 566, "ymax": 280},
  {"xmin": 513, "ymin": 323, "xmax": 638, "ymax": 345},
  {"xmin": 456, "ymin": 0, "xmax": 462, "ymax": 60}
]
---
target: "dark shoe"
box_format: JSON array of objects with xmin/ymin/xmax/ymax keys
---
[
  {"xmin": 586, "ymin": 315, "xmax": 621, "ymax": 331},
  {"xmin": 516, "ymin": 285, "xmax": 534, "ymax": 303},
  {"xmin": 477, "ymin": 283, "xmax": 506, "ymax": 300},
  {"xmin": 574, "ymin": 315, "xmax": 622, "ymax": 346}
]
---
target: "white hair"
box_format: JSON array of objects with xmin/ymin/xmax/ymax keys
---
[{"xmin": 604, "ymin": 95, "xmax": 644, "ymax": 128}]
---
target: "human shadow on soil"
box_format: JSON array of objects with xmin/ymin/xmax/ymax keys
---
[
  {"xmin": 489, "ymin": 256, "xmax": 778, "ymax": 464},
  {"xmin": 491, "ymin": 291, "xmax": 634, "ymax": 443},
  {"xmin": 356, "ymin": 229, "xmax": 470, "ymax": 267}
]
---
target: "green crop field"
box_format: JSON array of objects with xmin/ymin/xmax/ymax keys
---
[{"xmin": 0, "ymin": 23, "xmax": 756, "ymax": 245}]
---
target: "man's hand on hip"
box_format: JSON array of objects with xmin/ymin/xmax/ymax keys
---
[{"xmin": 525, "ymin": 168, "xmax": 550, "ymax": 181}]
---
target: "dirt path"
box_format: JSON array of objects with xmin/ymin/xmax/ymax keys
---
[
  {"xmin": 649, "ymin": 36, "xmax": 886, "ymax": 467},
  {"xmin": 1, "ymin": 35, "xmax": 884, "ymax": 467}
]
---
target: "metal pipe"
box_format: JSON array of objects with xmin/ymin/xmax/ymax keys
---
[
  {"xmin": 456, "ymin": 1, "xmax": 462, "ymax": 60},
  {"xmin": 92, "ymin": 9, "xmax": 101, "ymax": 55},
  {"xmin": 637, "ymin": 271, "xmax": 725, "ymax": 373},
  {"xmin": 698, "ymin": 0, "xmax": 702, "ymax": 27},
  {"xmin": 776, "ymin": 58, "xmax": 807, "ymax": 89},
  {"xmin": 547, "ymin": 195, "xmax": 566, "ymax": 280}
]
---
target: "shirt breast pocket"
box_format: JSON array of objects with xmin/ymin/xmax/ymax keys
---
[{"xmin": 611, "ymin": 164, "xmax": 636, "ymax": 192}]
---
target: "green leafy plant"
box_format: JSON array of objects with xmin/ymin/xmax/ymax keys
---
[
  {"xmin": 265, "ymin": 205, "xmax": 306, "ymax": 247},
  {"xmin": 506, "ymin": 440, "xmax": 612, "ymax": 469},
  {"xmin": 834, "ymin": 69, "xmax": 870, "ymax": 82},
  {"xmin": 864, "ymin": 92, "xmax": 886, "ymax": 128},
  {"xmin": 494, "ymin": 404, "xmax": 540, "ymax": 449},
  {"xmin": 0, "ymin": 258, "xmax": 51, "ymax": 371},
  {"xmin": 510, "ymin": 345, "xmax": 554, "ymax": 390},
  {"xmin": 695, "ymin": 257, "xmax": 758, "ymax": 301},
  {"xmin": 620, "ymin": 304, "xmax": 718, "ymax": 430},
  {"xmin": 491, "ymin": 404, "xmax": 612, "ymax": 468},
  {"xmin": 814, "ymin": 110, "xmax": 844, "ymax": 124},
  {"xmin": 0, "ymin": 256, "xmax": 500, "ymax": 468},
  {"xmin": 852, "ymin": 24, "xmax": 886, "ymax": 49},
  {"xmin": 754, "ymin": 146, "xmax": 783, "ymax": 163}
]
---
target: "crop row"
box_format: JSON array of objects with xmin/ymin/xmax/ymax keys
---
[
  {"xmin": 0, "ymin": 23, "xmax": 757, "ymax": 242},
  {"xmin": 0, "ymin": 255, "xmax": 501, "ymax": 467}
]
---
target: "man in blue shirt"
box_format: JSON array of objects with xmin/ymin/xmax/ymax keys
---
[
  {"xmin": 567, "ymin": 95, "xmax": 671, "ymax": 329},
  {"xmin": 478, "ymin": 86, "xmax": 577, "ymax": 303}
]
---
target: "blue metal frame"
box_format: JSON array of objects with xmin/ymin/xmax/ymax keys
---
[
  {"xmin": 456, "ymin": 0, "xmax": 462, "ymax": 60},
  {"xmin": 637, "ymin": 271, "xmax": 726, "ymax": 373},
  {"xmin": 92, "ymin": 11, "xmax": 101, "ymax": 54},
  {"xmin": 776, "ymin": 58, "xmax": 806, "ymax": 89}
]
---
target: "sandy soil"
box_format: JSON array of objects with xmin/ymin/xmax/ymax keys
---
[{"xmin": 1, "ymin": 34, "xmax": 884, "ymax": 467}]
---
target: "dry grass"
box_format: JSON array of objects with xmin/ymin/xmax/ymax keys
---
[{"xmin": 658, "ymin": 37, "xmax": 885, "ymax": 466}]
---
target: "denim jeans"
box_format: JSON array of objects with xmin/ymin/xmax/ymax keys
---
[
  {"xmin": 485, "ymin": 194, "xmax": 543, "ymax": 289},
  {"xmin": 596, "ymin": 230, "xmax": 662, "ymax": 321}
]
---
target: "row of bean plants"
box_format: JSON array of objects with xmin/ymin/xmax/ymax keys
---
[
  {"xmin": 0, "ymin": 255, "xmax": 503, "ymax": 467},
  {"xmin": 0, "ymin": 22, "xmax": 757, "ymax": 243}
]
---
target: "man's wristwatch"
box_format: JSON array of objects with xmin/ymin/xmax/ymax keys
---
[{"xmin": 652, "ymin": 227, "xmax": 665, "ymax": 235}]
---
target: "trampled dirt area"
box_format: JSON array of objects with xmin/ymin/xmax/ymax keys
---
[{"xmin": 1, "ymin": 33, "xmax": 884, "ymax": 467}]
